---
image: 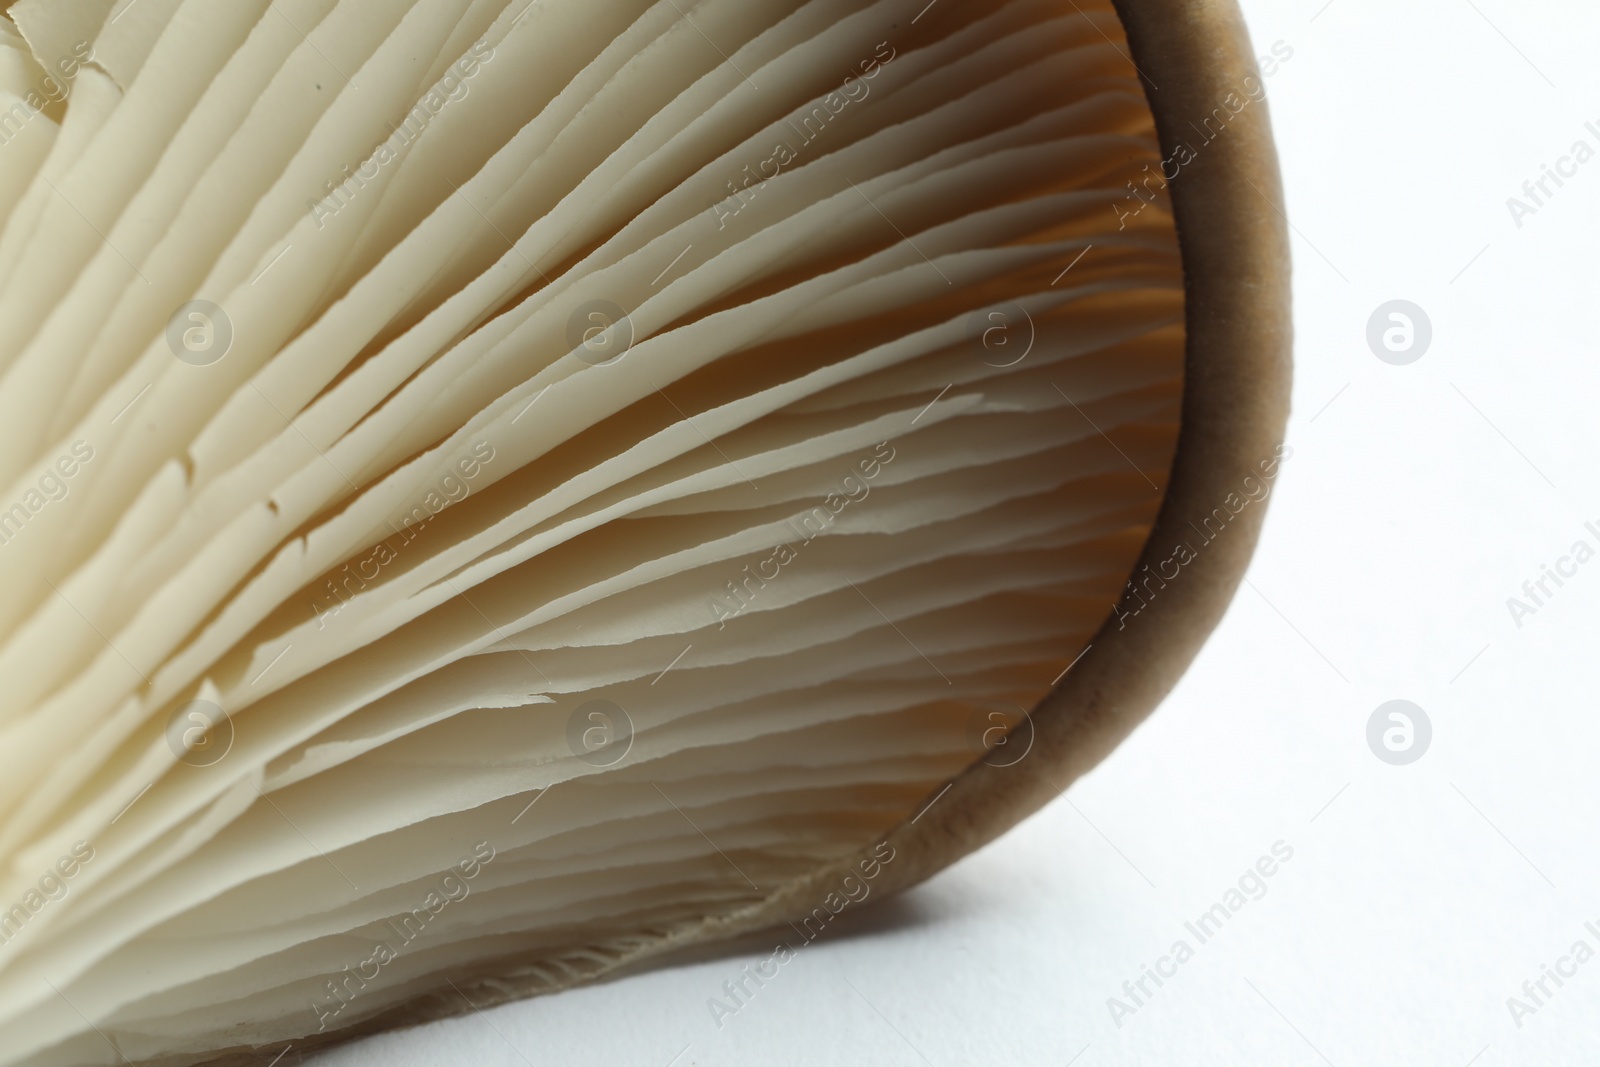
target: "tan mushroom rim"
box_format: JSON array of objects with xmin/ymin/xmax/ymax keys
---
[{"xmin": 190, "ymin": 0, "xmax": 1290, "ymax": 1061}]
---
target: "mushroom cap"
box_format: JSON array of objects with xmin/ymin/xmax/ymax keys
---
[{"xmin": 0, "ymin": 0, "xmax": 1287, "ymax": 1062}]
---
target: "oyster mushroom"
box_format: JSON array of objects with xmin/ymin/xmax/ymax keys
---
[{"xmin": 0, "ymin": 0, "xmax": 1287, "ymax": 1062}]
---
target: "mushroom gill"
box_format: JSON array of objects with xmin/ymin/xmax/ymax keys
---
[{"xmin": 0, "ymin": 0, "xmax": 1189, "ymax": 1062}]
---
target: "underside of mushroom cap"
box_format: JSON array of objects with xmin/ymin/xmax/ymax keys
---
[{"xmin": 0, "ymin": 0, "xmax": 1288, "ymax": 1062}]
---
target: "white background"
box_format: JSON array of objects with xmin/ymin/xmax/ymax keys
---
[{"xmin": 313, "ymin": 1, "xmax": 1600, "ymax": 1063}]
